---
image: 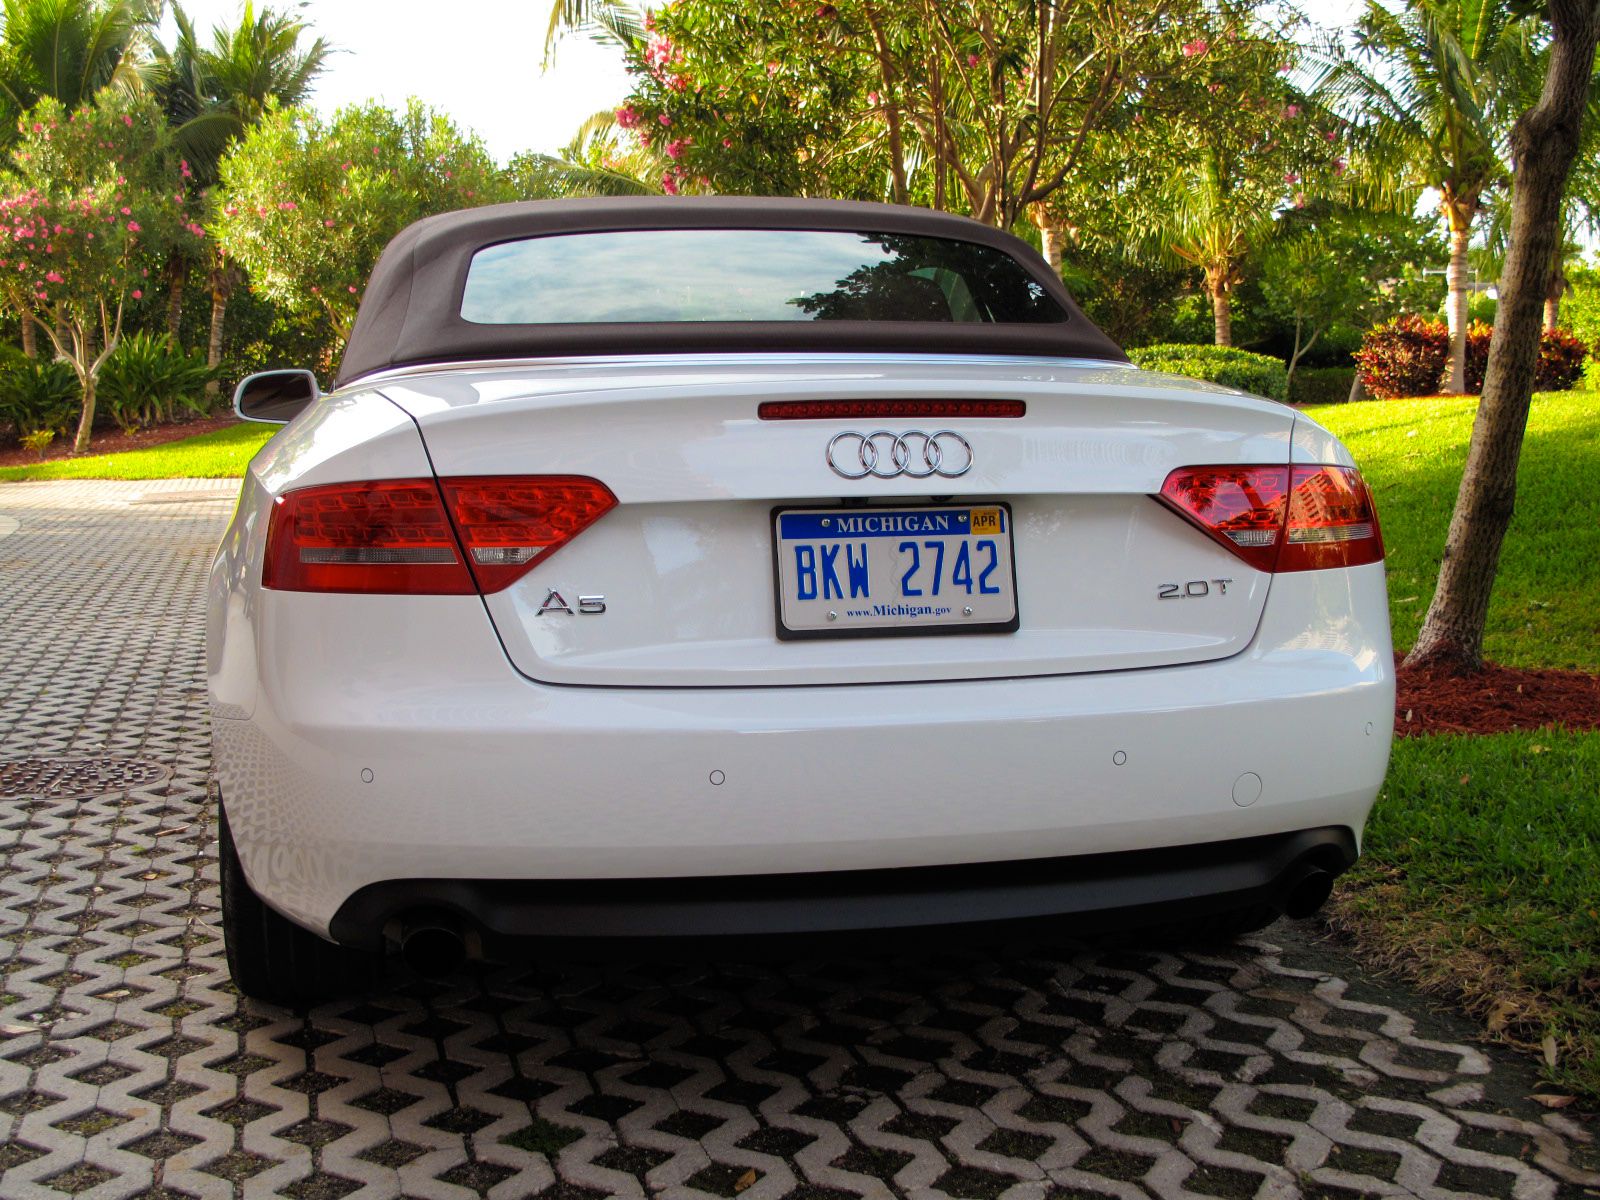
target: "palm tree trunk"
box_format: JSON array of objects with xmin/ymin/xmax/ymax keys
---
[
  {"xmin": 1405, "ymin": 0, "xmax": 1600, "ymax": 673},
  {"xmin": 1206, "ymin": 266, "xmax": 1233, "ymax": 347},
  {"xmin": 1543, "ymin": 254, "xmax": 1566, "ymax": 331},
  {"xmin": 1212, "ymin": 292, "xmax": 1232, "ymax": 346},
  {"xmin": 1443, "ymin": 203, "xmax": 1474, "ymax": 394},
  {"xmin": 20, "ymin": 320, "xmax": 36, "ymax": 359}
]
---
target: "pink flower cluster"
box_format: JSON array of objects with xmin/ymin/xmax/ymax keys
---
[
  {"xmin": 1182, "ymin": 38, "xmax": 1208, "ymax": 57},
  {"xmin": 644, "ymin": 32, "xmax": 680, "ymax": 79}
]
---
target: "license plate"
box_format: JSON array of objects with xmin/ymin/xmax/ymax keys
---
[{"xmin": 773, "ymin": 505, "xmax": 1019, "ymax": 639}]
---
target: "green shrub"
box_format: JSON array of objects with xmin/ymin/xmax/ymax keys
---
[
  {"xmin": 1354, "ymin": 315, "xmax": 1449, "ymax": 399},
  {"xmin": 1564, "ymin": 263, "xmax": 1600, "ymax": 351},
  {"xmin": 1534, "ymin": 327, "xmax": 1588, "ymax": 391},
  {"xmin": 1462, "ymin": 321, "xmax": 1585, "ymax": 393},
  {"xmin": 0, "ymin": 350, "xmax": 79, "ymax": 437},
  {"xmin": 1127, "ymin": 343, "xmax": 1288, "ymax": 402},
  {"xmin": 1581, "ymin": 356, "xmax": 1600, "ymax": 391},
  {"xmin": 1462, "ymin": 321, "xmax": 1492, "ymax": 395},
  {"xmin": 1290, "ymin": 366, "xmax": 1356, "ymax": 405},
  {"xmin": 97, "ymin": 333, "xmax": 217, "ymax": 433},
  {"xmin": 1360, "ymin": 316, "xmax": 1589, "ymax": 399}
]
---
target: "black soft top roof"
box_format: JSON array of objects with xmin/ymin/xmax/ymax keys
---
[{"xmin": 335, "ymin": 196, "xmax": 1127, "ymax": 386}]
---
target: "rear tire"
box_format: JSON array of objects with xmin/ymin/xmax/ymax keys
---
[{"xmin": 218, "ymin": 802, "xmax": 384, "ymax": 1005}]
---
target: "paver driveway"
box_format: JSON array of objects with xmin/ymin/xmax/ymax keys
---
[{"xmin": 0, "ymin": 478, "xmax": 1596, "ymax": 1200}]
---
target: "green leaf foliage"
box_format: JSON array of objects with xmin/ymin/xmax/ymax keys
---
[
  {"xmin": 214, "ymin": 99, "xmax": 511, "ymax": 343},
  {"xmin": 1128, "ymin": 343, "xmax": 1288, "ymax": 401},
  {"xmin": 96, "ymin": 330, "xmax": 216, "ymax": 431},
  {"xmin": 0, "ymin": 89, "xmax": 192, "ymax": 448},
  {"xmin": 0, "ymin": 0, "xmax": 154, "ymax": 151},
  {"xmin": 155, "ymin": 1, "xmax": 334, "ymax": 189},
  {"xmin": 0, "ymin": 345, "xmax": 77, "ymax": 433}
]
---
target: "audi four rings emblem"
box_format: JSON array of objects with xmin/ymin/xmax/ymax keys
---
[{"xmin": 826, "ymin": 429, "xmax": 974, "ymax": 480}]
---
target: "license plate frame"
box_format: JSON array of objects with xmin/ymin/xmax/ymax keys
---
[{"xmin": 771, "ymin": 502, "xmax": 1020, "ymax": 641}]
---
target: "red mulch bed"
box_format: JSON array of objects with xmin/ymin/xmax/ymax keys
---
[
  {"xmin": 0, "ymin": 413, "xmax": 238, "ymax": 468},
  {"xmin": 1396, "ymin": 654, "xmax": 1600, "ymax": 737}
]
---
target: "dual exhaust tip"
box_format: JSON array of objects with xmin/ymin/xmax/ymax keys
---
[
  {"xmin": 399, "ymin": 917, "xmax": 467, "ymax": 978},
  {"xmin": 1283, "ymin": 863, "xmax": 1335, "ymax": 920}
]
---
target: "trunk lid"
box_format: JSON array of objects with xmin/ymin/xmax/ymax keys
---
[{"xmin": 377, "ymin": 355, "xmax": 1294, "ymax": 688}]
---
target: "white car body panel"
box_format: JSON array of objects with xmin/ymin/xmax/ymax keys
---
[
  {"xmin": 208, "ymin": 353, "xmax": 1394, "ymax": 939},
  {"xmin": 213, "ymin": 565, "xmax": 1392, "ymax": 937},
  {"xmin": 375, "ymin": 357, "xmax": 1294, "ymax": 687}
]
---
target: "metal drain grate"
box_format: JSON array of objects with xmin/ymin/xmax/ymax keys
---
[{"xmin": 0, "ymin": 757, "xmax": 172, "ymax": 799}]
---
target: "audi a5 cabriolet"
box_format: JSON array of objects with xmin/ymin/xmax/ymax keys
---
[{"xmin": 208, "ymin": 197, "xmax": 1393, "ymax": 1003}]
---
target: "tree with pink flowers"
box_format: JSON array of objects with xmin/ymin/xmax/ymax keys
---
[
  {"xmin": 602, "ymin": 0, "xmax": 1261, "ymax": 229},
  {"xmin": 213, "ymin": 100, "xmax": 508, "ymax": 345},
  {"xmin": 0, "ymin": 93, "xmax": 189, "ymax": 451}
]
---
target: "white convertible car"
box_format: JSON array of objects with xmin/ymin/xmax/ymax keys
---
[{"xmin": 208, "ymin": 197, "xmax": 1393, "ymax": 1003}]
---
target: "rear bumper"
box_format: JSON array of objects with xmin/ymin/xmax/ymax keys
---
[
  {"xmin": 327, "ymin": 826, "xmax": 1356, "ymax": 950},
  {"xmin": 212, "ymin": 563, "xmax": 1394, "ymax": 938}
]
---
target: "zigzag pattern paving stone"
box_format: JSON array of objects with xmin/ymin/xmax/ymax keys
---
[{"xmin": 1, "ymin": 477, "xmax": 1597, "ymax": 1200}]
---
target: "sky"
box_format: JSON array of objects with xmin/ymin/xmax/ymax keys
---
[
  {"xmin": 163, "ymin": 0, "xmax": 1369, "ymax": 165},
  {"xmin": 161, "ymin": 0, "xmax": 635, "ymax": 162}
]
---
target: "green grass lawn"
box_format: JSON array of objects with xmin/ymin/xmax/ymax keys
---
[
  {"xmin": 1307, "ymin": 392, "xmax": 1600, "ymax": 672},
  {"xmin": 1307, "ymin": 391, "xmax": 1600, "ymax": 1101},
  {"xmin": 1335, "ymin": 729, "xmax": 1600, "ymax": 1101},
  {"xmin": 0, "ymin": 422, "xmax": 275, "ymax": 482}
]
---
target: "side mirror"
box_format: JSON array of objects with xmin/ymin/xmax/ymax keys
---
[{"xmin": 234, "ymin": 369, "xmax": 320, "ymax": 424}]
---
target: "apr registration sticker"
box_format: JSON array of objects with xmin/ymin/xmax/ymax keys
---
[{"xmin": 772, "ymin": 504, "xmax": 1019, "ymax": 639}]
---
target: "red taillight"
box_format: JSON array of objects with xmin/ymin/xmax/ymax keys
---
[
  {"xmin": 437, "ymin": 476, "xmax": 617, "ymax": 592},
  {"xmin": 1157, "ymin": 464, "xmax": 1383, "ymax": 573},
  {"xmin": 263, "ymin": 479, "xmax": 474, "ymax": 594},
  {"xmin": 757, "ymin": 399, "xmax": 1026, "ymax": 420},
  {"xmin": 263, "ymin": 476, "xmax": 616, "ymax": 594},
  {"xmin": 1280, "ymin": 465, "xmax": 1385, "ymax": 571}
]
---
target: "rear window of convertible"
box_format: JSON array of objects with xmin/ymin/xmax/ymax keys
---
[{"xmin": 459, "ymin": 229, "xmax": 1068, "ymax": 325}]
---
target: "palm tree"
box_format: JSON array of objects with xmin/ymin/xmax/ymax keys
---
[
  {"xmin": 1151, "ymin": 145, "xmax": 1284, "ymax": 347},
  {"xmin": 153, "ymin": 2, "xmax": 330, "ymax": 391},
  {"xmin": 1320, "ymin": 0, "xmax": 1543, "ymax": 393},
  {"xmin": 0, "ymin": 0, "xmax": 155, "ymax": 130},
  {"xmin": 506, "ymin": 109, "xmax": 662, "ymax": 198},
  {"xmin": 541, "ymin": 0, "xmax": 645, "ymax": 66},
  {"xmin": 0, "ymin": 0, "xmax": 158, "ymax": 355}
]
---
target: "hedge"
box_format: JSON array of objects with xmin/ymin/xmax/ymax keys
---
[
  {"xmin": 1353, "ymin": 315, "xmax": 1449, "ymax": 399},
  {"xmin": 1289, "ymin": 366, "xmax": 1357, "ymax": 405},
  {"xmin": 1128, "ymin": 343, "xmax": 1288, "ymax": 402},
  {"xmin": 1356, "ymin": 315, "xmax": 1589, "ymax": 398}
]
